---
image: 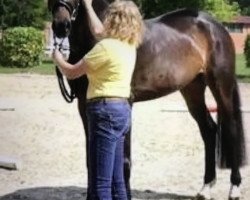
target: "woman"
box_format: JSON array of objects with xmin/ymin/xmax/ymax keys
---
[{"xmin": 52, "ymin": 0, "xmax": 144, "ymax": 199}]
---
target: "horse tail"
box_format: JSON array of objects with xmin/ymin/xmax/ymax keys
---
[
  {"xmin": 231, "ymin": 81, "xmax": 247, "ymax": 167},
  {"xmin": 217, "ymin": 80, "xmax": 247, "ymax": 168}
]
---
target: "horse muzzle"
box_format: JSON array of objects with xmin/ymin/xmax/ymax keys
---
[{"xmin": 52, "ymin": 19, "xmax": 71, "ymax": 38}]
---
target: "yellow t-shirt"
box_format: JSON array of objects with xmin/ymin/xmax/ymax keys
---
[{"xmin": 84, "ymin": 38, "xmax": 136, "ymax": 99}]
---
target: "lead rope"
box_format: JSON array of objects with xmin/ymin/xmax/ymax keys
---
[{"xmin": 53, "ymin": 34, "xmax": 75, "ymax": 103}]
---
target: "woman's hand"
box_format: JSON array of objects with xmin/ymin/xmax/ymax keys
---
[
  {"xmin": 52, "ymin": 49, "xmax": 64, "ymax": 65},
  {"xmin": 51, "ymin": 48, "xmax": 87, "ymax": 79},
  {"xmin": 82, "ymin": 0, "xmax": 104, "ymax": 38}
]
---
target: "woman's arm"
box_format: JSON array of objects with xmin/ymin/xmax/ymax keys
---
[
  {"xmin": 82, "ymin": 0, "xmax": 104, "ymax": 38},
  {"xmin": 52, "ymin": 49, "xmax": 87, "ymax": 80}
]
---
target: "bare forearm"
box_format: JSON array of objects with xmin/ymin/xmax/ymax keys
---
[
  {"xmin": 55, "ymin": 58, "xmax": 76, "ymax": 79},
  {"xmin": 53, "ymin": 50, "xmax": 86, "ymax": 80},
  {"xmin": 84, "ymin": 2, "xmax": 104, "ymax": 37}
]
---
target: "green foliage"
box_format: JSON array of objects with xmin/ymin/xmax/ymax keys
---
[
  {"xmin": 0, "ymin": 0, "xmax": 47, "ymax": 29},
  {"xmin": 230, "ymin": 0, "xmax": 250, "ymax": 15},
  {"xmin": 0, "ymin": 27, "xmax": 44, "ymax": 68},
  {"xmin": 205, "ymin": 0, "xmax": 240, "ymax": 21},
  {"xmin": 244, "ymin": 35, "xmax": 250, "ymax": 68},
  {"xmin": 133, "ymin": 0, "xmax": 206, "ymax": 18},
  {"xmin": 0, "ymin": 60, "xmax": 55, "ymax": 75},
  {"xmin": 236, "ymin": 54, "xmax": 250, "ymax": 82},
  {"xmin": 133, "ymin": 0, "xmax": 240, "ymax": 21}
]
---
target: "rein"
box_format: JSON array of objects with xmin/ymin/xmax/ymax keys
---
[
  {"xmin": 53, "ymin": 35, "xmax": 76, "ymax": 103},
  {"xmin": 52, "ymin": 0, "xmax": 80, "ymax": 103}
]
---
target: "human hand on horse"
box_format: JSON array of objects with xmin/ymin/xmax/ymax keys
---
[{"xmin": 82, "ymin": 0, "xmax": 104, "ymax": 38}]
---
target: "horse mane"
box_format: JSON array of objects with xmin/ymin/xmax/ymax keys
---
[
  {"xmin": 153, "ymin": 8, "xmax": 199, "ymax": 26},
  {"xmin": 160, "ymin": 8, "xmax": 199, "ymax": 19},
  {"xmin": 147, "ymin": 8, "xmax": 200, "ymax": 32}
]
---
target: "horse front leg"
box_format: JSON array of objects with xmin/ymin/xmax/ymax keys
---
[
  {"xmin": 71, "ymin": 76, "xmax": 89, "ymax": 168},
  {"xmin": 69, "ymin": 75, "xmax": 89, "ymax": 198},
  {"xmin": 77, "ymin": 96, "xmax": 91, "ymax": 200},
  {"xmin": 181, "ymin": 74, "xmax": 217, "ymax": 200},
  {"xmin": 77, "ymin": 96, "xmax": 89, "ymax": 165}
]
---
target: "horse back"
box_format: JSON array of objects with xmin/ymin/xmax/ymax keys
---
[
  {"xmin": 132, "ymin": 9, "xmax": 214, "ymax": 101},
  {"xmin": 157, "ymin": 8, "xmax": 213, "ymax": 62},
  {"xmin": 158, "ymin": 8, "xmax": 235, "ymax": 65}
]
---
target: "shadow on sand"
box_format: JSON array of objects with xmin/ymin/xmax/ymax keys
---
[{"xmin": 0, "ymin": 186, "xmax": 194, "ymax": 200}]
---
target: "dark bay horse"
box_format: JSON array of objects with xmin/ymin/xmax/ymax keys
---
[{"xmin": 48, "ymin": 0, "xmax": 247, "ymax": 199}]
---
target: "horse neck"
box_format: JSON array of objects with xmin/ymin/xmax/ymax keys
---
[
  {"xmin": 75, "ymin": 0, "xmax": 108, "ymax": 24},
  {"xmin": 92, "ymin": 0, "xmax": 110, "ymax": 15},
  {"xmin": 77, "ymin": 0, "xmax": 111, "ymax": 32}
]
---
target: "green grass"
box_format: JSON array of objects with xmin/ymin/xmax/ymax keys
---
[
  {"xmin": 236, "ymin": 54, "xmax": 250, "ymax": 82},
  {"xmin": 1, "ymin": 55, "xmax": 250, "ymax": 82},
  {"xmin": 0, "ymin": 60, "xmax": 55, "ymax": 75}
]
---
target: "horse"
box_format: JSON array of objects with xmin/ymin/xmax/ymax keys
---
[{"xmin": 47, "ymin": 0, "xmax": 247, "ymax": 199}]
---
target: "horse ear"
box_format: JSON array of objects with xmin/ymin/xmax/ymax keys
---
[{"xmin": 48, "ymin": 0, "xmax": 57, "ymax": 11}]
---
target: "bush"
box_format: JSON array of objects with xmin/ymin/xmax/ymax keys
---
[
  {"xmin": 0, "ymin": 27, "xmax": 44, "ymax": 68},
  {"xmin": 244, "ymin": 34, "xmax": 250, "ymax": 68}
]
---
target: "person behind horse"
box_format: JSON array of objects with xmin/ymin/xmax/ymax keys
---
[{"xmin": 52, "ymin": 0, "xmax": 144, "ymax": 199}]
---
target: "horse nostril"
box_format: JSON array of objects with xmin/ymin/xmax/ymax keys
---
[
  {"xmin": 52, "ymin": 19, "xmax": 71, "ymax": 38},
  {"xmin": 65, "ymin": 21, "xmax": 71, "ymax": 30},
  {"xmin": 52, "ymin": 22, "xmax": 56, "ymax": 33}
]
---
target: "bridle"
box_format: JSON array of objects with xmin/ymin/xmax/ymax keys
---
[
  {"xmin": 52, "ymin": 0, "xmax": 80, "ymax": 103},
  {"xmin": 51, "ymin": 0, "xmax": 110, "ymax": 103},
  {"xmin": 52, "ymin": 0, "xmax": 80, "ymax": 47},
  {"xmin": 52, "ymin": 0, "xmax": 80, "ymax": 21}
]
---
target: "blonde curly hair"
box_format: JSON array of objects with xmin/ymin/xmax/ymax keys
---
[{"xmin": 102, "ymin": 0, "xmax": 144, "ymax": 47}]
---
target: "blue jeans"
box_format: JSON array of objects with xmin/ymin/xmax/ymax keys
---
[{"xmin": 86, "ymin": 98, "xmax": 131, "ymax": 200}]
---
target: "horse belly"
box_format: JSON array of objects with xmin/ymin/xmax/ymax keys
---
[{"xmin": 131, "ymin": 55, "xmax": 204, "ymax": 102}]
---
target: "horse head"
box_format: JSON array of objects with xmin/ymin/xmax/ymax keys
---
[
  {"xmin": 48, "ymin": 0, "xmax": 115, "ymax": 39},
  {"xmin": 48, "ymin": 0, "xmax": 80, "ymax": 38}
]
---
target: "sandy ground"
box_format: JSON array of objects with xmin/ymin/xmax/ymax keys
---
[{"xmin": 0, "ymin": 74, "xmax": 249, "ymax": 200}]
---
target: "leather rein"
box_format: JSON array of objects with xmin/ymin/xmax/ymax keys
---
[{"xmin": 52, "ymin": 0, "xmax": 80, "ymax": 103}]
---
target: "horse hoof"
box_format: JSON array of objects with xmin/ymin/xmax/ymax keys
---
[
  {"xmin": 195, "ymin": 183, "xmax": 214, "ymax": 200},
  {"xmin": 229, "ymin": 185, "xmax": 241, "ymax": 200},
  {"xmin": 193, "ymin": 194, "xmax": 211, "ymax": 200}
]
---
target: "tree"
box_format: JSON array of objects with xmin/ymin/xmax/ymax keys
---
[
  {"xmin": 231, "ymin": 0, "xmax": 250, "ymax": 15},
  {"xmin": 0, "ymin": 27, "xmax": 44, "ymax": 67},
  {"xmin": 133, "ymin": 0, "xmax": 206, "ymax": 18},
  {"xmin": 244, "ymin": 35, "xmax": 250, "ymax": 68},
  {"xmin": 133, "ymin": 0, "xmax": 240, "ymax": 21},
  {"xmin": 205, "ymin": 0, "xmax": 240, "ymax": 21},
  {"xmin": 0, "ymin": 0, "xmax": 47, "ymax": 30}
]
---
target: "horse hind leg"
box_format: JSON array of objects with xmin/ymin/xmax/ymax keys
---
[
  {"xmin": 180, "ymin": 74, "xmax": 217, "ymax": 200},
  {"xmin": 207, "ymin": 61, "xmax": 246, "ymax": 199}
]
